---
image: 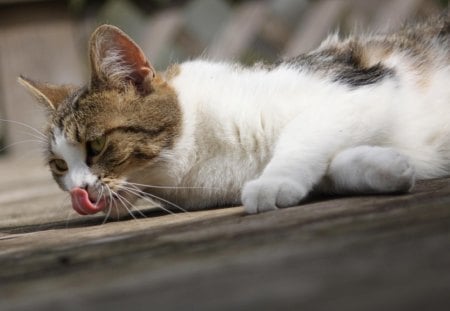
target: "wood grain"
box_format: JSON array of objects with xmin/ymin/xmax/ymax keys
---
[{"xmin": 1, "ymin": 154, "xmax": 449, "ymax": 310}]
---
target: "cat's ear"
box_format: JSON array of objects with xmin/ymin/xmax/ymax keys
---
[
  {"xmin": 89, "ymin": 24, "xmax": 155, "ymax": 94},
  {"xmin": 18, "ymin": 76, "xmax": 74, "ymax": 111}
]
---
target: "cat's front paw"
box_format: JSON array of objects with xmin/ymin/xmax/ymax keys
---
[{"xmin": 242, "ymin": 177, "xmax": 307, "ymax": 214}]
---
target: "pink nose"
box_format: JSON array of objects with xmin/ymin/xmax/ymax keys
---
[{"xmin": 70, "ymin": 187, "xmax": 106, "ymax": 215}]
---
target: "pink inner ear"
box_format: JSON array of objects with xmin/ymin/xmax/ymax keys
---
[
  {"xmin": 91, "ymin": 25, "xmax": 156, "ymax": 90},
  {"xmin": 111, "ymin": 31, "xmax": 155, "ymax": 84}
]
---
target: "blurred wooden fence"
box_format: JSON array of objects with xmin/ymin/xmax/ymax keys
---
[{"xmin": 0, "ymin": 0, "xmax": 446, "ymax": 154}]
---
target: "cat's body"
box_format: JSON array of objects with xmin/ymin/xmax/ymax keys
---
[{"xmin": 20, "ymin": 13, "xmax": 450, "ymax": 217}]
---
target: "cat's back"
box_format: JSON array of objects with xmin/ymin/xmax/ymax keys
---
[
  {"xmin": 168, "ymin": 13, "xmax": 450, "ymax": 159},
  {"xmin": 289, "ymin": 12, "xmax": 449, "ymax": 88}
]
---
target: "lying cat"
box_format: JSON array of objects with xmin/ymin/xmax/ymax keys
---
[{"xmin": 19, "ymin": 13, "xmax": 449, "ymax": 218}]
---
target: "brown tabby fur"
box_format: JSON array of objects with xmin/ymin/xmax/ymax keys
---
[{"xmin": 19, "ymin": 26, "xmax": 182, "ymax": 211}]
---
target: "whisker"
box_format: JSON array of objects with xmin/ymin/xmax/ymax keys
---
[
  {"xmin": 0, "ymin": 118, "xmax": 46, "ymax": 138},
  {"xmin": 0, "ymin": 139, "xmax": 47, "ymax": 153},
  {"xmin": 118, "ymin": 185, "xmax": 177, "ymax": 215},
  {"xmin": 110, "ymin": 198, "xmax": 120, "ymax": 221},
  {"xmin": 103, "ymin": 184, "xmax": 144, "ymax": 221},
  {"xmin": 113, "ymin": 186, "xmax": 159, "ymax": 217},
  {"xmin": 97, "ymin": 185, "xmax": 105, "ymax": 206},
  {"xmin": 107, "ymin": 191, "xmax": 121, "ymax": 221},
  {"xmin": 110, "ymin": 189, "xmax": 140, "ymax": 220},
  {"xmin": 124, "ymin": 181, "xmax": 220, "ymax": 191},
  {"xmin": 17, "ymin": 129, "xmax": 48, "ymax": 143},
  {"xmin": 61, "ymin": 195, "xmax": 74, "ymax": 228},
  {"xmin": 114, "ymin": 191, "xmax": 148, "ymax": 218},
  {"xmin": 120, "ymin": 184, "xmax": 190, "ymax": 215},
  {"xmin": 102, "ymin": 185, "xmax": 114, "ymax": 225}
]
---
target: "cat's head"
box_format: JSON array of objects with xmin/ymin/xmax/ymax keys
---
[{"xmin": 19, "ymin": 25, "xmax": 181, "ymax": 218}]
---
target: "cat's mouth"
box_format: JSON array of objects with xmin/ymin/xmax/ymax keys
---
[{"xmin": 70, "ymin": 187, "xmax": 107, "ymax": 215}]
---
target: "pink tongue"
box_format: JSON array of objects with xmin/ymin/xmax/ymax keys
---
[{"xmin": 70, "ymin": 188, "xmax": 106, "ymax": 215}]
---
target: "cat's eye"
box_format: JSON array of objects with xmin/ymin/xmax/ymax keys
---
[
  {"xmin": 87, "ymin": 136, "xmax": 107, "ymax": 157},
  {"xmin": 50, "ymin": 159, "xmax": 68, "ymax": 174}
]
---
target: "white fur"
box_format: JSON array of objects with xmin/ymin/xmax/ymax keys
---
[
  {"xmin": 99, "ymin": 49, "xmax": 134, "ymax": 84},
  {"xmin": 143, "ymin": 58, "xmax": 450, "ymax": 213},
  {"xmin": 328, "ymin": 146, "xmax": 415, "ymax": 194},
  {"xmin": 52, "ymin": 129, "xmax": 97, "ymax": 190}
]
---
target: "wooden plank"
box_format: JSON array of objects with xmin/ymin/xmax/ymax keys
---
[
  {"xmin": 1, "ymin": 179, "xmax": 449, "ymax": 310},
  {"xmin": 1, "ymin": 167, "xmax": 450, "ymax": 309}
]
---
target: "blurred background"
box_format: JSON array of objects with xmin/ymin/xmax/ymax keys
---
[{"xmin": 0, "ymin": 0, "xmax": 448, "ymax": 156}]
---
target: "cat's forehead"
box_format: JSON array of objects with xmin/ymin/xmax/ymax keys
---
[
  {"xmin": 49, "ymin": 119, "xmax": 81, "ymax": 146},
  {"xmin": 49, "ymin": 86, "xmax": 133, "ymax": 142},
  {"xmin": 49, "ymin": 86, "xmax": 92, "ymax": 144},
  {"xmin": 68, "ymin": 86, "xmax": 135, "ymax": 113},
  {"xmin": 63, "ymin": 86, "xmax": 89, "ymax": 111},
  {"xmin": 51, "ymin": 127, "xmax": 78, "ymax": 154},
  {"xmin": 52, "ymin": 87, "xmax": 86, "ymax": 122}
]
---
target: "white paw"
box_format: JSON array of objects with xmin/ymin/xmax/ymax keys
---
[
  {"xmin": 242, "ymin": 177, "xmax": 307, "ymax": 214},
  {"xmin": 366, "ymin": 151, "xmax": 416, "ymax": 193}
]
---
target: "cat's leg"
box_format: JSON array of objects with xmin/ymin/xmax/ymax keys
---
[
  {"xmin": 324, "ymin": 145, "xmax": 416, "ymax": 194},
  {"xmin": 242, "ymin": 123, "xmax": 337, "ymax": 214}
]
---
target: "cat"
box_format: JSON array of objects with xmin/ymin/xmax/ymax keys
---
[{"xmin": 19, "ymin": 12, "xmax": 450, "ymax": 219}]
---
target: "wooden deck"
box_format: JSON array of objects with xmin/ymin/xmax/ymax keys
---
[
  {"xmin": 1, "ymin": 156, "xmax": 449, "ymax": 311},
  {"xmin": 1, "ymin": 1, "xmax": 449, "ymax": 309}
]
